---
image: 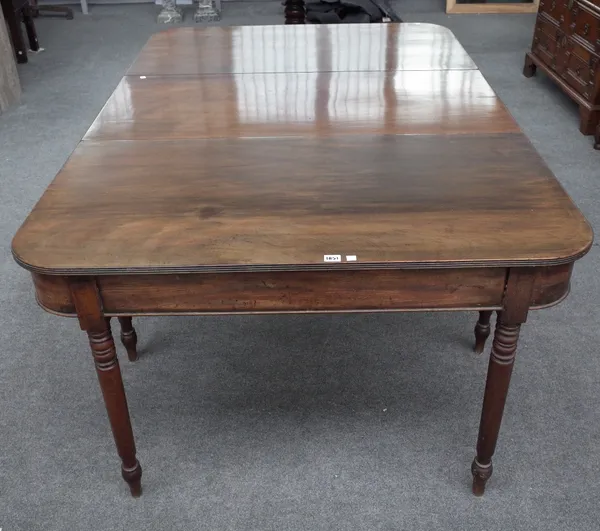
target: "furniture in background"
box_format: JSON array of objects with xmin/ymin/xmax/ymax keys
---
[
  {"xmin": 524, "ymin": 0, "xmax": 600, "ymax": 141},
  {"xmin": 30, "ymin": 0, "xmax": 75, "ymax": 19},
  {"xmin": 284, "ymin": 0, "xmax": 305, "ymax": 23},
  {"xmin": 0, "ymin": 5, "xmax": 21, "ymax": 111},
  {"xmin": 157, "ymin": 0, "xmax": 183, "ymax": 23},
  {"xmin": 194, "ymin": 0, "xmax": 220, "ymax": 21},
  {"xmin": 157, "ymin": 0, "xmax": 220, "ymax": 23},
  {"xmin": 284, "ymin": 0, "xmax": 400, "ymax": 24},
  {"xmin": 446, "ymin": 0, "xmax": 540, "ymax": 13},
  {"xmin": 0, "ymin": 0, "xmax": 39, "ymax": 63},
  {"xmin": 12, "ymin": 24, "xmax": 592, "ymax": 499}
]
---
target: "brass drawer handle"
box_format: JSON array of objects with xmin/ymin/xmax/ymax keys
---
[{"xmin": 583, "ymin": 23, "xmax": 590, "ymax": 36}]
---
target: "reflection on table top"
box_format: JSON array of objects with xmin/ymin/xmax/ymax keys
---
[
  {"xmin": 11, "ymin": 24, "xmax": 593, "ymax": 275},
  {"xmin": 128, "ymin": 24, "xmax": 477, "ymax": 76},
  {"xmin": 85, "ymin": 70, "xmax": 519, "ymax": 141}
]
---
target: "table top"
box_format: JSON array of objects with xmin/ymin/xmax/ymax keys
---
[{"xmin": 12, "ymin": 24, "xmax": 592, "ymax": 275}]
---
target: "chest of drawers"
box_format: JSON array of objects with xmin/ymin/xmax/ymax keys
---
[{"xmin": 524, "ymin": 0, "xmax": 600, "ymax": 138}]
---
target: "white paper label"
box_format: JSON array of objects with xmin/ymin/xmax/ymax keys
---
[
  {"xmin": 324, "ymin": 255, "xmax": 342, "ymax": 262},
  {"xmin": 346, "ymin": 255, "xmax": 357, "ymax": 262}
]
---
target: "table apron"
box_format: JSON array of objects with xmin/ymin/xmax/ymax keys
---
[{"xmin": 31, "ymin": 264, "xmax": 573, "ymax": 317}]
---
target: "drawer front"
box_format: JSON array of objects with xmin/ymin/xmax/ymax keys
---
[
  {"xmin": 563, "ymin": 40, "xmax": 600, "ymax": 99},
  {"xmin": 539, "ymin": 0, "xmax": 569, "ymax": 26},
  {"xmin": 533, "ymin": 16, "xmax": 563, "ymax": 68},
  {"xmin": 563, "ymin": 47, "xmax": 594, "ymax": 97},
  {"xmin": 97, "ymin": 269, "xmax": 508, "ymax": 314},
  {"xmin": 569, "ymin": 2, "xmax": 600, "ymax": 51}
]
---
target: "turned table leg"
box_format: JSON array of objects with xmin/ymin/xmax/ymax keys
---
[
  {"xmin": 473, "ymin": 311, "xmax": 493, "ymax": 354},
  {"xmin": 471, "ymin": 315, "xmax": 520, "ymax": 495},
  {"xmin": 118, "ymin": 317, "xmax": 138, "ymax": 362},
  {"xmin": 70, "ymin": 280, "xmax": 142, "ymax": 497},
  {"xmin": 471, "ymin": 269, "xmax": 534, "ymax": 495}
]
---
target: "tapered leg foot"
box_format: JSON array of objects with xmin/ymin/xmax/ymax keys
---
[
  {"xmin": 122, "ymin": 461, "xmax": 143, "ymax": 497},
  {"xmin": 471, "ymin": 458, "xmax": 492, "ymax": 496},
  {"xmin": 473, "ymin": 310, "xmax": 493, "ymax": 354},
  {"xmin": 118, "ymin": 317, "xmax": 138, "ymax": 362},
  {"xmin": 523, "ymin": 53, "xmax": 536, "ymax": 78}
]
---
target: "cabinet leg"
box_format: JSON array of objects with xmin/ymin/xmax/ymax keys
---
[
  {"xmin": 579, "ymin": 107, "xmax": 600, "ymax": 136},
  {"xmin": 523, "ymin": 53, "xmax": 536, "ymax": 78},
  {"xmin": 474, "ymin": 311, "xmax": 493, "ymax": 354},
  {"xmin": 594, "ymin": 126, "xmax": 600, "ymax": 150}
]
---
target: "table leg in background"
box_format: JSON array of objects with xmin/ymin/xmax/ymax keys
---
[
  {"xmin": 473, "ymin": 310, "xmax": 493, "ymax": 354},
  {"xmin": 118, "ymin": 316, "xmax": 139, "ymax": 362}
]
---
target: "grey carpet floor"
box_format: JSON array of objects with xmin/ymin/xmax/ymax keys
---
[{"xmin": 1, "ymin": 1, "xmax": 600, "ymax": 530}]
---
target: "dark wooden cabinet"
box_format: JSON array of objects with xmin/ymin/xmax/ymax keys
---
[{"xmin": 524, "ymin": 0, "xmax": 600, "ymax": 136}]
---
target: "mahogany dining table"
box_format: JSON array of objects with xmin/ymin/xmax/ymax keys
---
[{"xmin": 11, "ymin": 23, "xmax": 593, "ymax": 497}]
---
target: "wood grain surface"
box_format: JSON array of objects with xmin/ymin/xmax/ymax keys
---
[
  {"xmin": 84, "ymin": 70, "xmax": 519, "ymax": 141},
  {"xmin": 12, "ymin": 134, "xmax": 592, "ymax": 274},
  {"xmin": 97, "ymin": 268, "xmax": 507, "ymax": 313},
  {"xmin": 127, "ymin": 24, "xmax": 477, "ymax": 76}
]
